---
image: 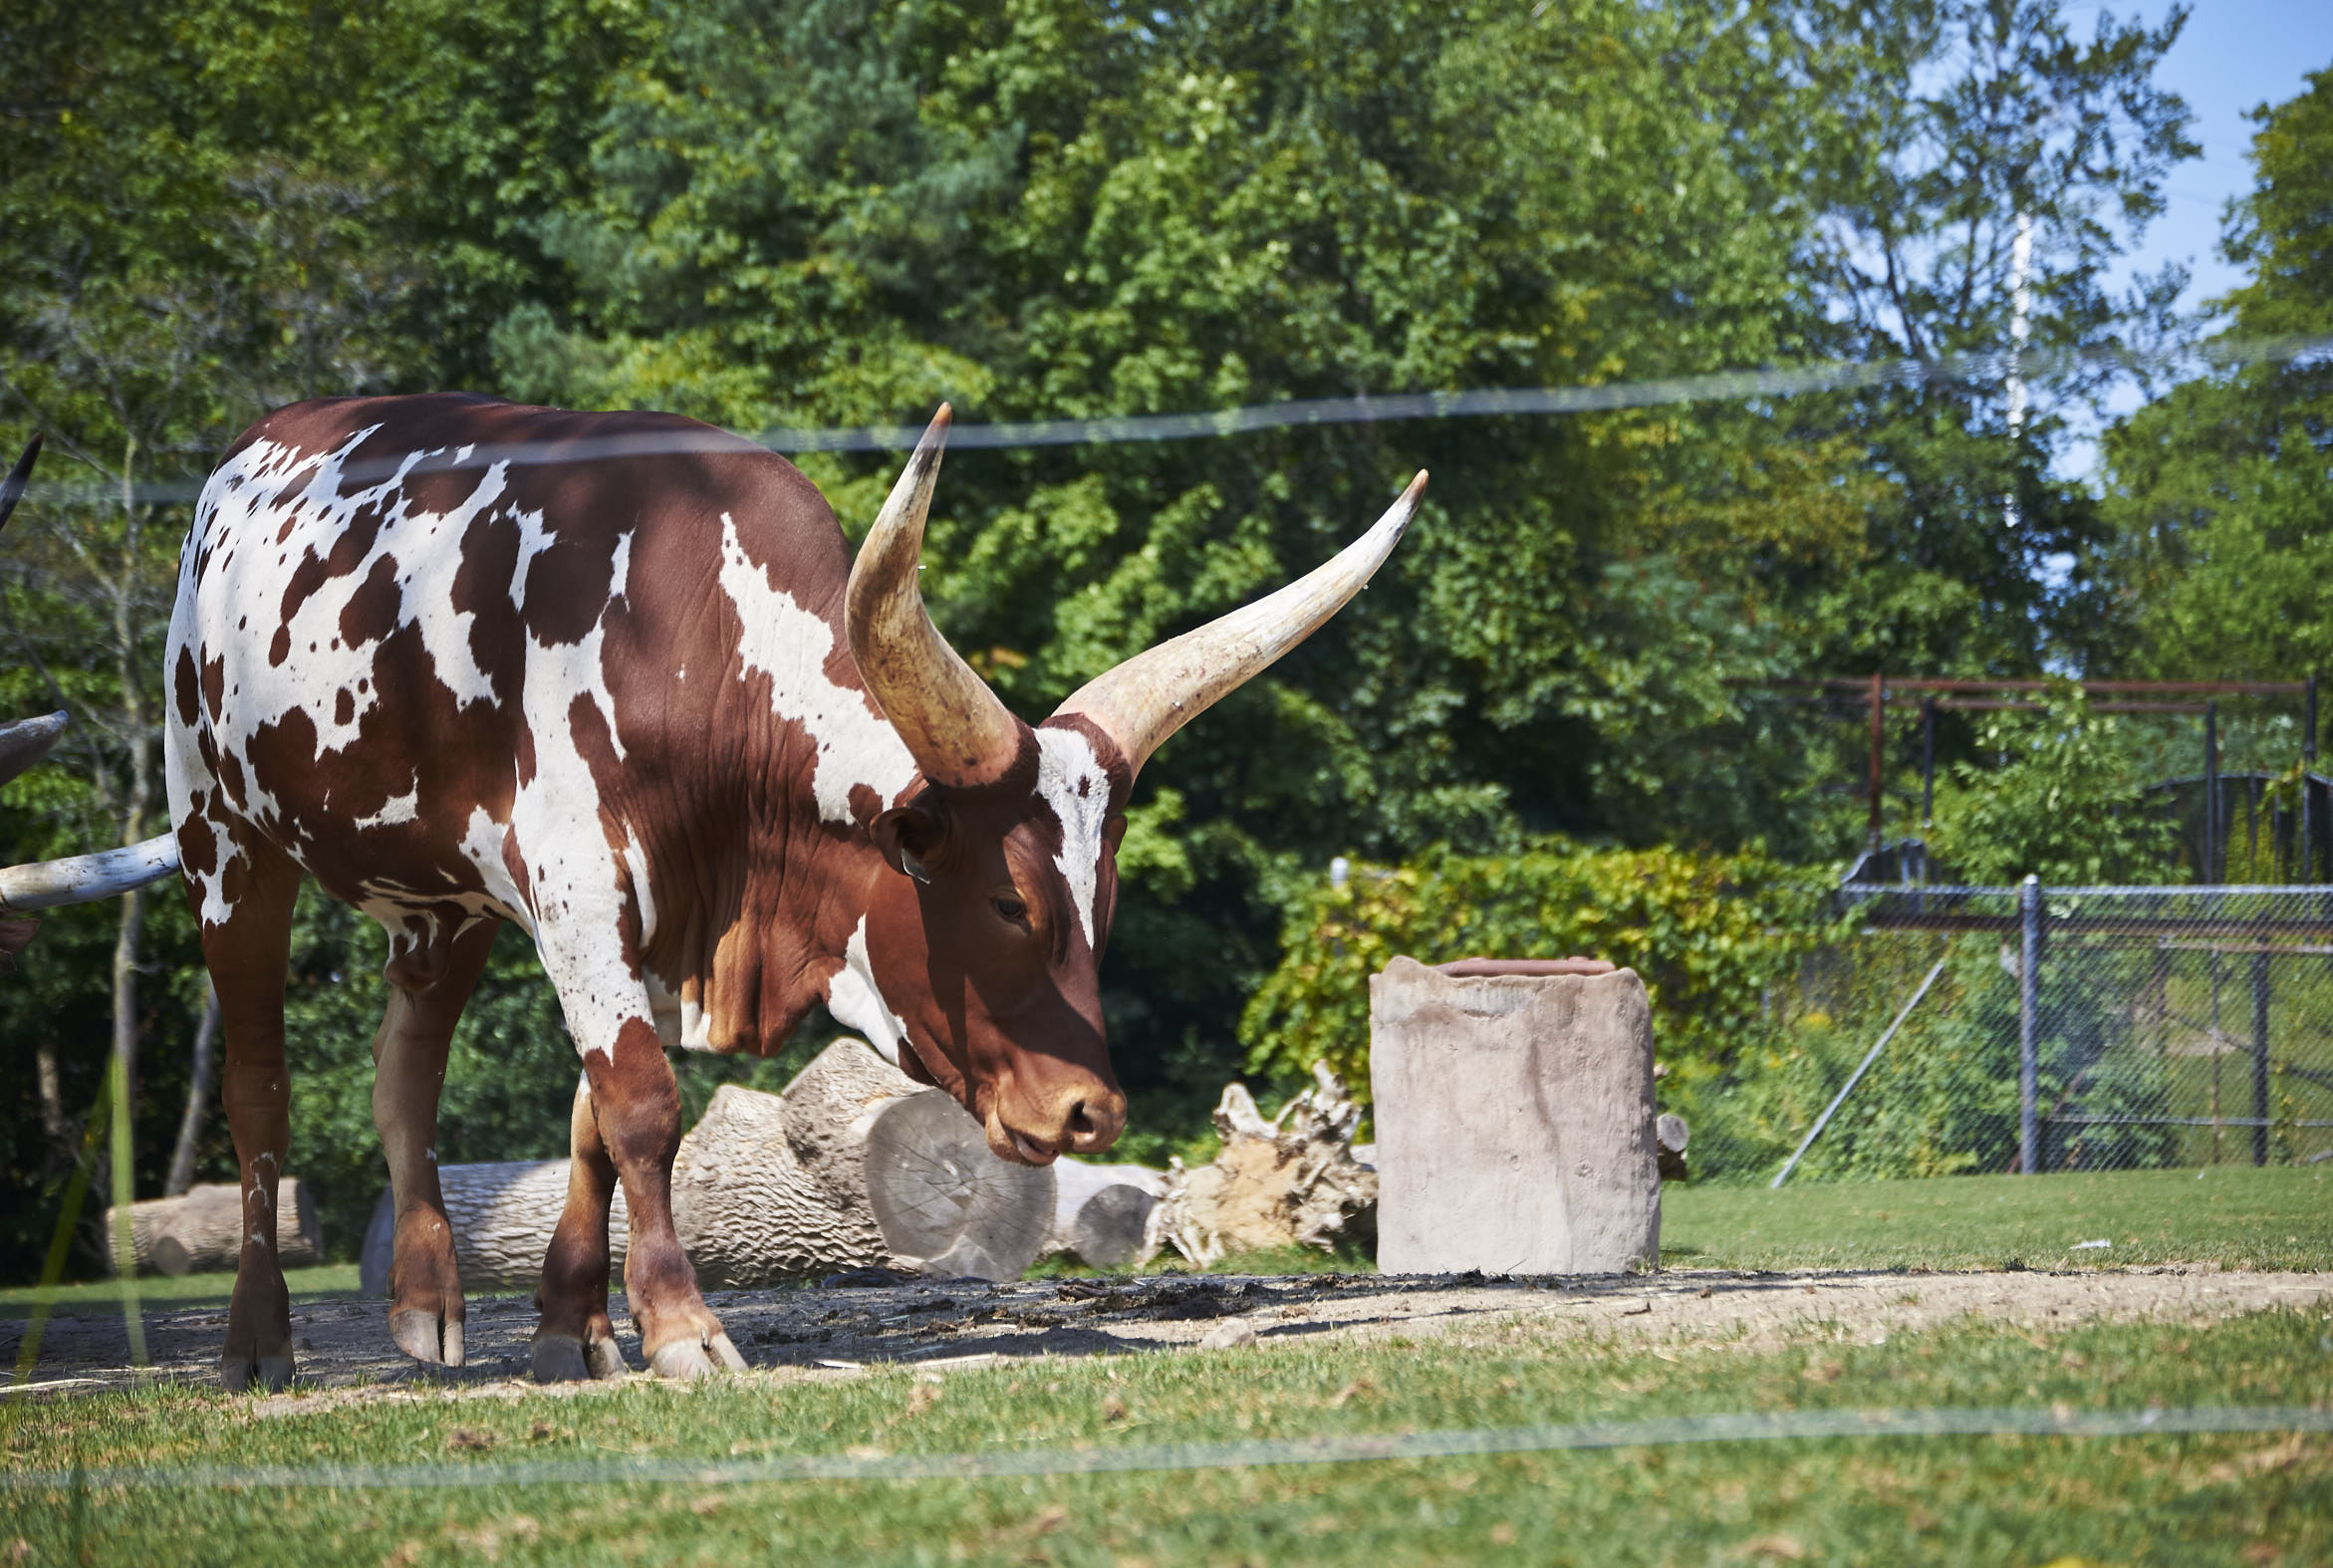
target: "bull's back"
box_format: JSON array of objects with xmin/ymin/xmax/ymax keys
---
[{"xmin": 166, "ymin": 393, "xmax": 850, "ymax": 915}]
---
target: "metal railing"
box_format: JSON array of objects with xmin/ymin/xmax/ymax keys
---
[{"xmin": 1746, "ymin": 882, "xmax": 2333, "ymax": 1181}]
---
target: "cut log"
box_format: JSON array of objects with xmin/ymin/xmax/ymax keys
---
[
  {"xmin": 1147, "ymin": 1063, "xmax": 1378, "ymax": 1269},
  {"xmin": 1045, "ymin": 1158, "xmax": 1166, "ymax": 1268},
  {"xmin": 106, "ymin": 1178, "xmax": 324, "ymax": 1277},
  {"xmin": 1369, "ymin": 955, "xmax": 1660, "ymax": 1275},
  {"xmin": 360, "ymin": 1158, "xmax": 614, "ymax": 1296},
  {"xmin": 778, "ymin": 1042, "xmax": 1055, "ymax": 1280},
  {"xmin": 1656, "ymin": 1112, "xmax": 1690, "ymax": 1181},
  {"xmin": 358, "ymin": 1039, "xmax": 1057, "ymax": 1294},
  {"xmin": 678, "ymin": 1081, "xmax": 894, "ymax": 1285}
]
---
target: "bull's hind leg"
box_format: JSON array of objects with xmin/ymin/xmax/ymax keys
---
[
  {"xmin": 195, "ymin": 838, "xmax": 303, "ymax": 1393},
  {"xmin": 372, "ymin": 915, "xmax": 499, "ymax": 1368}
]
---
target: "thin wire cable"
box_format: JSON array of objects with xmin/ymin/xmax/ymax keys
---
[
  {"xmin": 19, "ymin": 331, "xmax": 2333, "ymax": 507},
  {"xmin": 6, "ymin": 1405, "xmax": 2326, "ymax": 1492}
]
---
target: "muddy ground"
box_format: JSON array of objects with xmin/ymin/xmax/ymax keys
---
[{"xmin": 9, "ymin": 1264, "xmax": 2327, "ymax": 1406}]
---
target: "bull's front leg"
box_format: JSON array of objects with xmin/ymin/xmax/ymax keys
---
[
  {"xmin": 537, "ymin": 1016, "xmax": 744, "ymax": 1382},
  {"xmin": 532, "ymin": 1074, "xmax": 626, "ymax": 1382}
]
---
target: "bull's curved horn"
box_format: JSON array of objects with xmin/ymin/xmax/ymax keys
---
[
  {"xmin": 1050, "ymin": 471, "xmax": 1425, "ymax": 780},
  {"xmin": 845, "ymin": 406, "xmax": 1026, "ymax": 789},
  {"xmin": 0, "ymin": 712, "xmax": 67, "ymax": 789},
  {"xmin": 0, "ymin": 434, "xmax": 41, "ymax": 535},
  {"xmin": 0, "ymin": 833, "xmax": 180, "ymax": 916}
]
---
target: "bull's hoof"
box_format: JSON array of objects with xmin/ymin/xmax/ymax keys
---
[
  {"xmin": 532, "ymin": 1332, "xmax": 627, "ymax": 1384},
  {"xmin": 220, "ymin": 1352, "xmax": 295, "ymax": 1394},
  {"xmin": 389, "ymin": 1307, "xmax": 464, "ymax": 1368},
  {"xmin": 647, "ymin": 1331, "xmax": 747, "ymax": 1381}
]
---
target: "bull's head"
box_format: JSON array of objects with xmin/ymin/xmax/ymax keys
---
[{"xmin": 844, "ymin": 409, "xmax": 1423, "ymax": 1165}]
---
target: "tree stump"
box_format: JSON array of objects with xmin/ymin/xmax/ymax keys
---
[
  {"xmin": 107, "ymin": 1178, "xmax": 324, "ymax": 1276},
  {"xmin": 359, "ymin": 1039, "xmax": 1056, "ymax": 1294},
  {"xmin": 1369, "ymin": 955, "xmax": 1660, "ymax": 1275},
  {"xmin": 1045, "ymin": 1158, "xmax": 1166, "ymax": 1268},
  {"xmin": 1147, "ymin": 1063, "xmax": 1378, "ymax": 1269}
]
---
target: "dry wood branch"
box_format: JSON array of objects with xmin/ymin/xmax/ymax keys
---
[{"xmin": 1148, "ymin": 1063, "xmax": 1378, "ymax": 1269}]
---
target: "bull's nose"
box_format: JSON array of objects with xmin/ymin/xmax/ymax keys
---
[
  {"xmin": 1062, "ymin": 1094, "xmax": 1125, "ymax": 1155},
  {"xmin": 996, "ymin": 1082, "xmax": 1126, "ymax": 1164}
]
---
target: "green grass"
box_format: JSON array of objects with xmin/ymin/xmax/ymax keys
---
[
  {"xmin": 1662, "ymin": 1167, "xmax": 2333, "ymax": 1273},
  {"xmin": 0, "ymin": 1265, "xmax": 363, "ymax": 1319},
  {"xmin": 5, "ymin": 1310, "xmax": 2329, "ymax": 1564}
]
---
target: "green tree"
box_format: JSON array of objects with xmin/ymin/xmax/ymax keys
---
[
  {"xmin": 2101, "ymin": 66, "xmax": 2333, "ymax": 684},
  {"xmin": 1925, "ymin": 691, "xmax": 2181, "ymax": 884}
]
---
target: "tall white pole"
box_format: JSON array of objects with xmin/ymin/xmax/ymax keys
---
[{"xmin": 2004, "ymin": 209, "xmax": 2033, "ymax": 529}]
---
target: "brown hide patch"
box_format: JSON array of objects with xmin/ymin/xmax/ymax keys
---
[
  {"xmin": 521, "ymin": 524, "xmax": 622, "ymax": 648},
  {"xmin": 320, "ymin": 496, "xmax": 389, "ymax": 582},
  {"xmin": 500, "ymin": 829, "xmax": 532, "ymax": 908},
  {"xmin": 450, "ymin": 507, "xmax": 524, "ymax": 705},
  {"xmin": 398, "ymin": 450, "xmax": 488, "ymax": 518},
  {"xmin": 334, "ymin": 689, "xmax": 355, "ymax": 727},
  {"xmin": 338, "ymin": 552, "xmax": 401, "ymax": 647},
  {"xmin": 172, "ymin": 648, "xmax": 201, "ymax": 727},
  {"xmin": 276, "ymin": 547, "xmax": 335, "ymax": 643},
  {"xmin": 245, "ymin": 709, "xmax": 323, "ymax": 818},
  {"xmin": 177, "ymin": 805, "xmax": 220, "ymax": 880},
  {"xmin": 588, "ymin": 1017, "xmax": 684, "ymax": 1170}
]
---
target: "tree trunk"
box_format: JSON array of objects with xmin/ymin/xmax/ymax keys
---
[
  {"xmin": 1369, "ymin": 956, "xmax": 1660, "ymax": 1275},
  {"xmin": 105, "ymin": 1178, "xmax": 324, "ymax": 1276},
  {"xmin": 358, "ymin": 1040, "xmax": 1058, "ymax": 1294},
  {"xmin": 163, "ymin": 982, "xmax": 221, "ymax": 1197},
  {"xmin": 1148, "ymin": 1064, "xmax": 1378, "ymax": 1269}
]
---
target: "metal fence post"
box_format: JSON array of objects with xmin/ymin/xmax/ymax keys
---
[
  {"xmin": 2251, "ymin": 949, "xmax": 2271, "ymax": 1166},
  {"xmin": 2020, "ymin": 875, "xmax": 2041, "ymax": 1176}
]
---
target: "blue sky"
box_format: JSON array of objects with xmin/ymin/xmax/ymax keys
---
[
  {"xmin": 2111, "ymin": 0, "xmax": 2333, "ymax": 318},
  {"xmin": 2052, "ymin": 1, "xmax": 2332, "ymax": 474}
]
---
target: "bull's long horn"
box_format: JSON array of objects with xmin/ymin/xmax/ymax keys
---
[
  {"xmin": 0, "ymin": 712, "xmax": 67, "ymax": 789},
  {"xmin": 1, "ymin": 434, "xmax": 42, "ymax": 534},
  {"xmin": 0, "ymin": 833, "xmax": 181, "ymax": 916},
  {"xmin": 845, "ymin": 406, "xmax": 1026, "ymax": 789},
  {"xmin": 1050, "ymin": 471, "xmax": 1426, "ymax": 779}
]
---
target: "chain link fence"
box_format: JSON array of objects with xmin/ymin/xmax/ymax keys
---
[{"xmin": 1707, "ymin": 884, "xmax": 2333, "ymax": 1182}]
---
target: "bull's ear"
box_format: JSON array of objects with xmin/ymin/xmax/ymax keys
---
[
  {"xmin": 872, "ymin": 803, "xmax": 946, "ymax": 885},
  {"xmin": 1102, "ymin": 814, "xmax": 1128, "ymax": 857}
]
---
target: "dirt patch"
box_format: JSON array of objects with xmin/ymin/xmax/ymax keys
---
[{"xmin": 6, "ymin": 1265, "xmax": 2324, "ymax": 1405}]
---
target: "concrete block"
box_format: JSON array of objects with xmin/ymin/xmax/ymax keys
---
[{"xmin": 1369, "ymin": 955, "xmax": 1660, "ymax": 1275}]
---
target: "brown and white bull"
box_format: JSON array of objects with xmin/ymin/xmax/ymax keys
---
[{"xmin": 0, "ymin": 393, "xmax": 1420, "ymax": 1390}]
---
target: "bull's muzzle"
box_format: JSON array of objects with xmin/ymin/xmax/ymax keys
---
[{"xmin": 986, "ymin": 1081, "xmax": 1127, "ymax": 1167}]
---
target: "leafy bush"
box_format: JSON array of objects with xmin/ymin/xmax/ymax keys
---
[
  {"xmin": 1927, "ymin": 691, "xmax": 2181, "ymax": 886},
  {"xmin": 1238, "ymin": 839, "xmax": 1835, "ymax": 1118}
]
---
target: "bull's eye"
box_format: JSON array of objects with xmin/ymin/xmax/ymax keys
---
[{"xmin": 992, "ymin": 894, "xmax": 1028, "ymax": 923}]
